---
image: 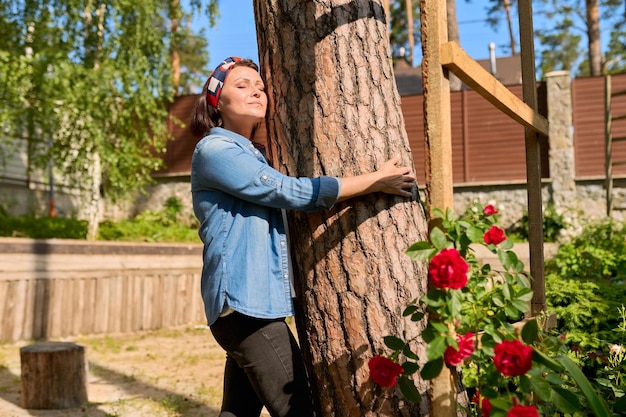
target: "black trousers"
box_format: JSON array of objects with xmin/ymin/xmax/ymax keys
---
[{"xmin": 210, "ymin": 312, "xmax": 315, "ymax": 417}]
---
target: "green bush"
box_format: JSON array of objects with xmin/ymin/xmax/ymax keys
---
[
  {"xmin": 545, "ymin": 220, "xmax": 626, "ymax": 359},
  {"xmin": 0, "ymin": 197, "xmax": 200, "ymax": 243},
  {"xmin": 0, "ymin": 207, "xmax": 88, "ymax": 239},
  {"xmin": 508, "ymin": 203, "xmax": 566, "ymax": 242}
]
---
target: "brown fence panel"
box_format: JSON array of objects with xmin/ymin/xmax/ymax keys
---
[{"xmin": 573, "ymin": 74, "xmax": 626, "ymax": 178}]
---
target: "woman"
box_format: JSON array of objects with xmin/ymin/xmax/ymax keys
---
[{"xmin": 190, "ymin": 56, "xmax": 415, "ymax": 417}]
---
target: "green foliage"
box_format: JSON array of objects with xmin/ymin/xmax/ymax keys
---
[
  {"xmin": 377, "ymin": 203, "xmax": 615, "ymax": 416},
  {"xmin": 0, "ymin": 0, "xmax": 217, "ymax": 203},
  {"xmin": 0, "ymin": 208, "xmax": 88, "ymax": 239},
  {"xmin": 508, "ymin": 204, "xmax": 566, "ymax": 242},
  {"xmin": 98, "ymin": 197, "xmax": 199, "ymax": 243},
  {"xmin": 0, "ymin": 197, "xmax": 199, "ymax": 243},
  {"xmin": 388, "ymin": 0, "xmax": 420, "ymax": 63},
  {"xmin": 534, "ymin": 0, "xmax": 625, "ymax": 77}
]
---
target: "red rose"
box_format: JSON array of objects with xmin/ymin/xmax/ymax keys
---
[
  {"xmin": 507, "ymin": 405, "xmax": 539, "ymax": 417},
  {"xmin": 428, "ymin": 248, "xmax": 469, "ymax": 290},
  {"xmin": 483, "ymin": 204, "xmax": 499, "ymax": 216},
  {"xmin": 484, "ymin": 226, "xmax": 506, "ymax": 245},
  {"xmin": 471, "ymin": 392, "xmax": 492, "ymax": 417},
  {"xmin": 368, "ymin": 355, "xmax": 404, "ymax": 387},
  {"xmin": 493, "ymin": 339, "xmax": 533, "ymax": 376},
  {"xmin": 444, "ymin": 332, "xmax": 475, "ymax": 366}
]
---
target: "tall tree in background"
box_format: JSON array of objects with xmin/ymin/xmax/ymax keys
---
[
  {"xmin": 535, "ymin": 0, "xmax": 623, "ymax": 76},
  {"xmin": 586, "ymin": 0, "xmax": 602, "ymax": 75},
  {"xmin": 446, "ymin": 0, "xmax": 462, "ymax": 91},
  {"xmin": 389, "ymin": 0, "xmax": 421, "ymax": 62},
  {"xmin": 253, "ymin": 1, "xmax": 430, "ymax": 415},
  {"xmin": 170, "ymin": 0, "xmax": 216, "ymax": 96},
  {"xmin": 485, "ymin": 0, "xmax": 518, "ymax": 55},
  {"xmin": 0, "ymin": 0, "xmax": 216, "ymax": 236}
]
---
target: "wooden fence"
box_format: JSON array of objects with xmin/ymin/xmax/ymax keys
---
[{"xmin": 0, "ymin": 238, "xmax": 206, "ymax": 343}]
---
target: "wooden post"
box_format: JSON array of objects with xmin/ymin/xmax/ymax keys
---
[
  {"xmin": 518, "ymin": 0, "xmax": 546, "ymax": 315},
  {"xmin": 420, "ymin": 0, "xmax": 456, "ymax": 416},
  {"xmin": 20, "ymin": 342, "xmax": 88, "ymax": 409}
]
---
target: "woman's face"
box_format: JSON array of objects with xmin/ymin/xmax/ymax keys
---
[{"xmin": 218, "ymin": 66, "xmax": 267, "ymax": 135}]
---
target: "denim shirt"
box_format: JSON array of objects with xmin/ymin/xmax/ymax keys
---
[{"xmin": 191, "ymin": 127, "xmax": 340, "ymax": 326}]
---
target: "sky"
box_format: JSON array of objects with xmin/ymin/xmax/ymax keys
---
[{"xmin": 202, "ymin": 1, "xmax": 528, "ymax": 71}]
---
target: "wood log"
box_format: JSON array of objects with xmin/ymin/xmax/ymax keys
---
[{"xmin": 20, "ymin": 341, "xmax": 88, "ymax": 409}]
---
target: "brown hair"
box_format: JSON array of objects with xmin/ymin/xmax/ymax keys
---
[{"xmin": 191, "ymin": 58, "xmax": 260, "ymax": 138}]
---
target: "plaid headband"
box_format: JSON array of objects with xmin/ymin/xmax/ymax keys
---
[{"xmin": 206, "ymin": 56, "xmax": 242, "ymax": 109}]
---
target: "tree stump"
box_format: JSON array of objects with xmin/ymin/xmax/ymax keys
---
[{"xmin": 20, "ymin": 342, "xmax": 88, "ymax": 409}]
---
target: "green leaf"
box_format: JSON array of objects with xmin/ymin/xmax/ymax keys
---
[
  {"xmin": 551, "ymin": 386, "xmax": 583, "ymax": 414},
  {"xmin": 528, "ymin": 374, "xmax": 552, "ymax": 402},
  {"xmin": 555, "ymin": 355, "xmax": 612, "ymax": 417},
  {"xmin": 521, "ymin": 319, "xmax": 539, "ymax": 344},
  {"xmin": 398, "ymin": 376, "xmax": 422, "ymax": 403},
  {"xmin": 403, "ymin": 345, "xmax": 419, "ymax": 360},
  {"xmin": 510, "ymin": 299, "xmax": 530, "ymax": 313},
  {"xmin": 403, "ymin": 305, "xmax": 419, "ymax": 316},
  {"xmin": 420, "ymin": 357, "xmax": 444, "ymax": 380},
  {"xmin": 533, "ymin": 349, "xmax": 564, "ymax": 372},
  {"xmin": 426, "ymin": 336, "xmax": 448, "ymax": 361},
  {"xmin": 411, "ymin": 311, "xmax": 425, "ymax": 322},
  {"xmin": 384, "ymin": 336, "xmax": 406, "ymax": 351},
  {"xmin": 406, "ymin": 241, "xmax": 436, "ymax": 261},
  {"xmin": 429, "ymin": 321, "xmax": 449, "ymax": 334},
  {"xmin": 430, "ymin": 227, "xmax": 448, "ymax": 250},
  {"xmin": 402, "ymin": 361, "xmax": 420, "ymax": 375},
  {"xmin": 466, "ymin": 226, "xmax": 484, "ymax": 243},
  {"xmin": 516, "ymin": 287, "xmax": 534, "ymax": 302},
  {"xmin": 383, "ymin": 336, "xmax": 406, "ymax": 350},
  {"xmin": 615, "ymin": 395, "xmax": 626, "ymax": 413}
]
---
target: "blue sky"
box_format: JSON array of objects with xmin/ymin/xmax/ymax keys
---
[{"xmin": 202, "ymin": 1, "xmax": 527, "ymax": 71}]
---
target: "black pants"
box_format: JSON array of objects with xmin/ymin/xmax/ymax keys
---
[{"xmin": 210, "ymin": 312, "xmax": 315, "ymax": 417}]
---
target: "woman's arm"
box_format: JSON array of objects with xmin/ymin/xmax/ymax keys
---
[{"xmin": 337, "ymin": 157, "xmax": 415, "ymax": 202}]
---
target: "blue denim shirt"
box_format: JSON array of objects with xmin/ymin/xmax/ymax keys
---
[{"xmin": 191, "ymin": 127, "xmax": 340, "ymax": 326}]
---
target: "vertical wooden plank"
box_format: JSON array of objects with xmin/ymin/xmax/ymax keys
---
[
  {"xmin": 82, "ymin": 278, "xmax": 96, "ymax": 335},
  {"xmin": 133, "ymin": 274, "xmax": 144, "ymax": 331},
  {"xmin": 421, "ymin": 0, "xmax": 454, "ymax": 212},
  {"xmin": 518, "ymin": 0, "xmax": 546, "ymax": 314},
  {"xmin": 110, "ymin": 275, "xmax": 123, "ymax": 333},
  {"xmin": 48, "ymin": 279, "xmax": 62, "ymax": 338},
  {"xmin": 12, "ymin": 280, "xmax": 28, "ymax": 342},
  {"xmin": 20, "ymin": 279, "xmax": 35, "ymax": 341},
  {"xmin": 1, "ymin": 281, "xmax": 16, "ymax": 342},
  {"xmin": 421, "ymin": 0, "xmax": 456, "ymax": 415}
]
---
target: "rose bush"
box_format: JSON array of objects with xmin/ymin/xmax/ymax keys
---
[{"xmin": 369, "ymin": 203, "xmax": 613, "ymax": 416}]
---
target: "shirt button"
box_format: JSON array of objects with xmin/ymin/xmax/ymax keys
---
[
  {"xmin": 262, "ymin": 175, "xmax": 268, "ymax": 180},
  {"xmin": 280, "ymin": 241, "xmax": 286, "ymax": 246},
  {"xmin": 283, "ymin": 274, "xmax": 289, "ymax": 279}
]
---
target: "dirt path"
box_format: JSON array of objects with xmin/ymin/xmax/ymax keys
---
[{"xmin": 0, "ymin": 325, "xmax": 270, "ymax": 417}]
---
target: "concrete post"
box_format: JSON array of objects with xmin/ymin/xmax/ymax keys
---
[{"xmin": 545, "ymin": 70, "xmax": 576, "ymax": 210}]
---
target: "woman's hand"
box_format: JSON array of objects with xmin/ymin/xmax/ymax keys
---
[{"xmin": 337, "ymin": 157, "xmax": 416, "ymax": 201}]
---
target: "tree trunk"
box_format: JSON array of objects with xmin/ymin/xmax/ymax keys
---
[
  {"xmin": 446, "ymin": 0, "xmax": 462, "ymax": 91},
  {"xmin": 406, "ymin": 0, "xmax": 414, "ymax": 64},
  {"xmin": 253, "ymin": 1, "xmax": 430, "ymax": 416},
  {"xmin": 586, "ymin": 0, "xmax": 602, "ymax": 76},
  {"xmin": 170, "ymin": 0, "xmax": 181, "ymax": 95}
]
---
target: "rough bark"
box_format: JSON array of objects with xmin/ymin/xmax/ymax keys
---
[
  {"xmin": 20, "ymin": 342, "xmax": 88, "ymax": 409},
  {"xmin": 253, "ymin": 1, "xmax": 430, "ymax": 416}
]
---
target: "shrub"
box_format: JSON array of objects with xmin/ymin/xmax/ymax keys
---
[{"xmin": 507, "ymin": 203, "xmax": 566, "ymax": 243}]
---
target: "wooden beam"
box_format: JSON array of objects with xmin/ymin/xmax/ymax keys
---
[
  {"xmin": 518, "ymin": 0, "xmax": 546, "ymax": 315},
  {"xmin": 420, "ymin": 1, "xmax": 456, "ymax": 415},
  {"xmin": 439, "ymin": 41, "xmax": 549, "ymax": 137}
]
